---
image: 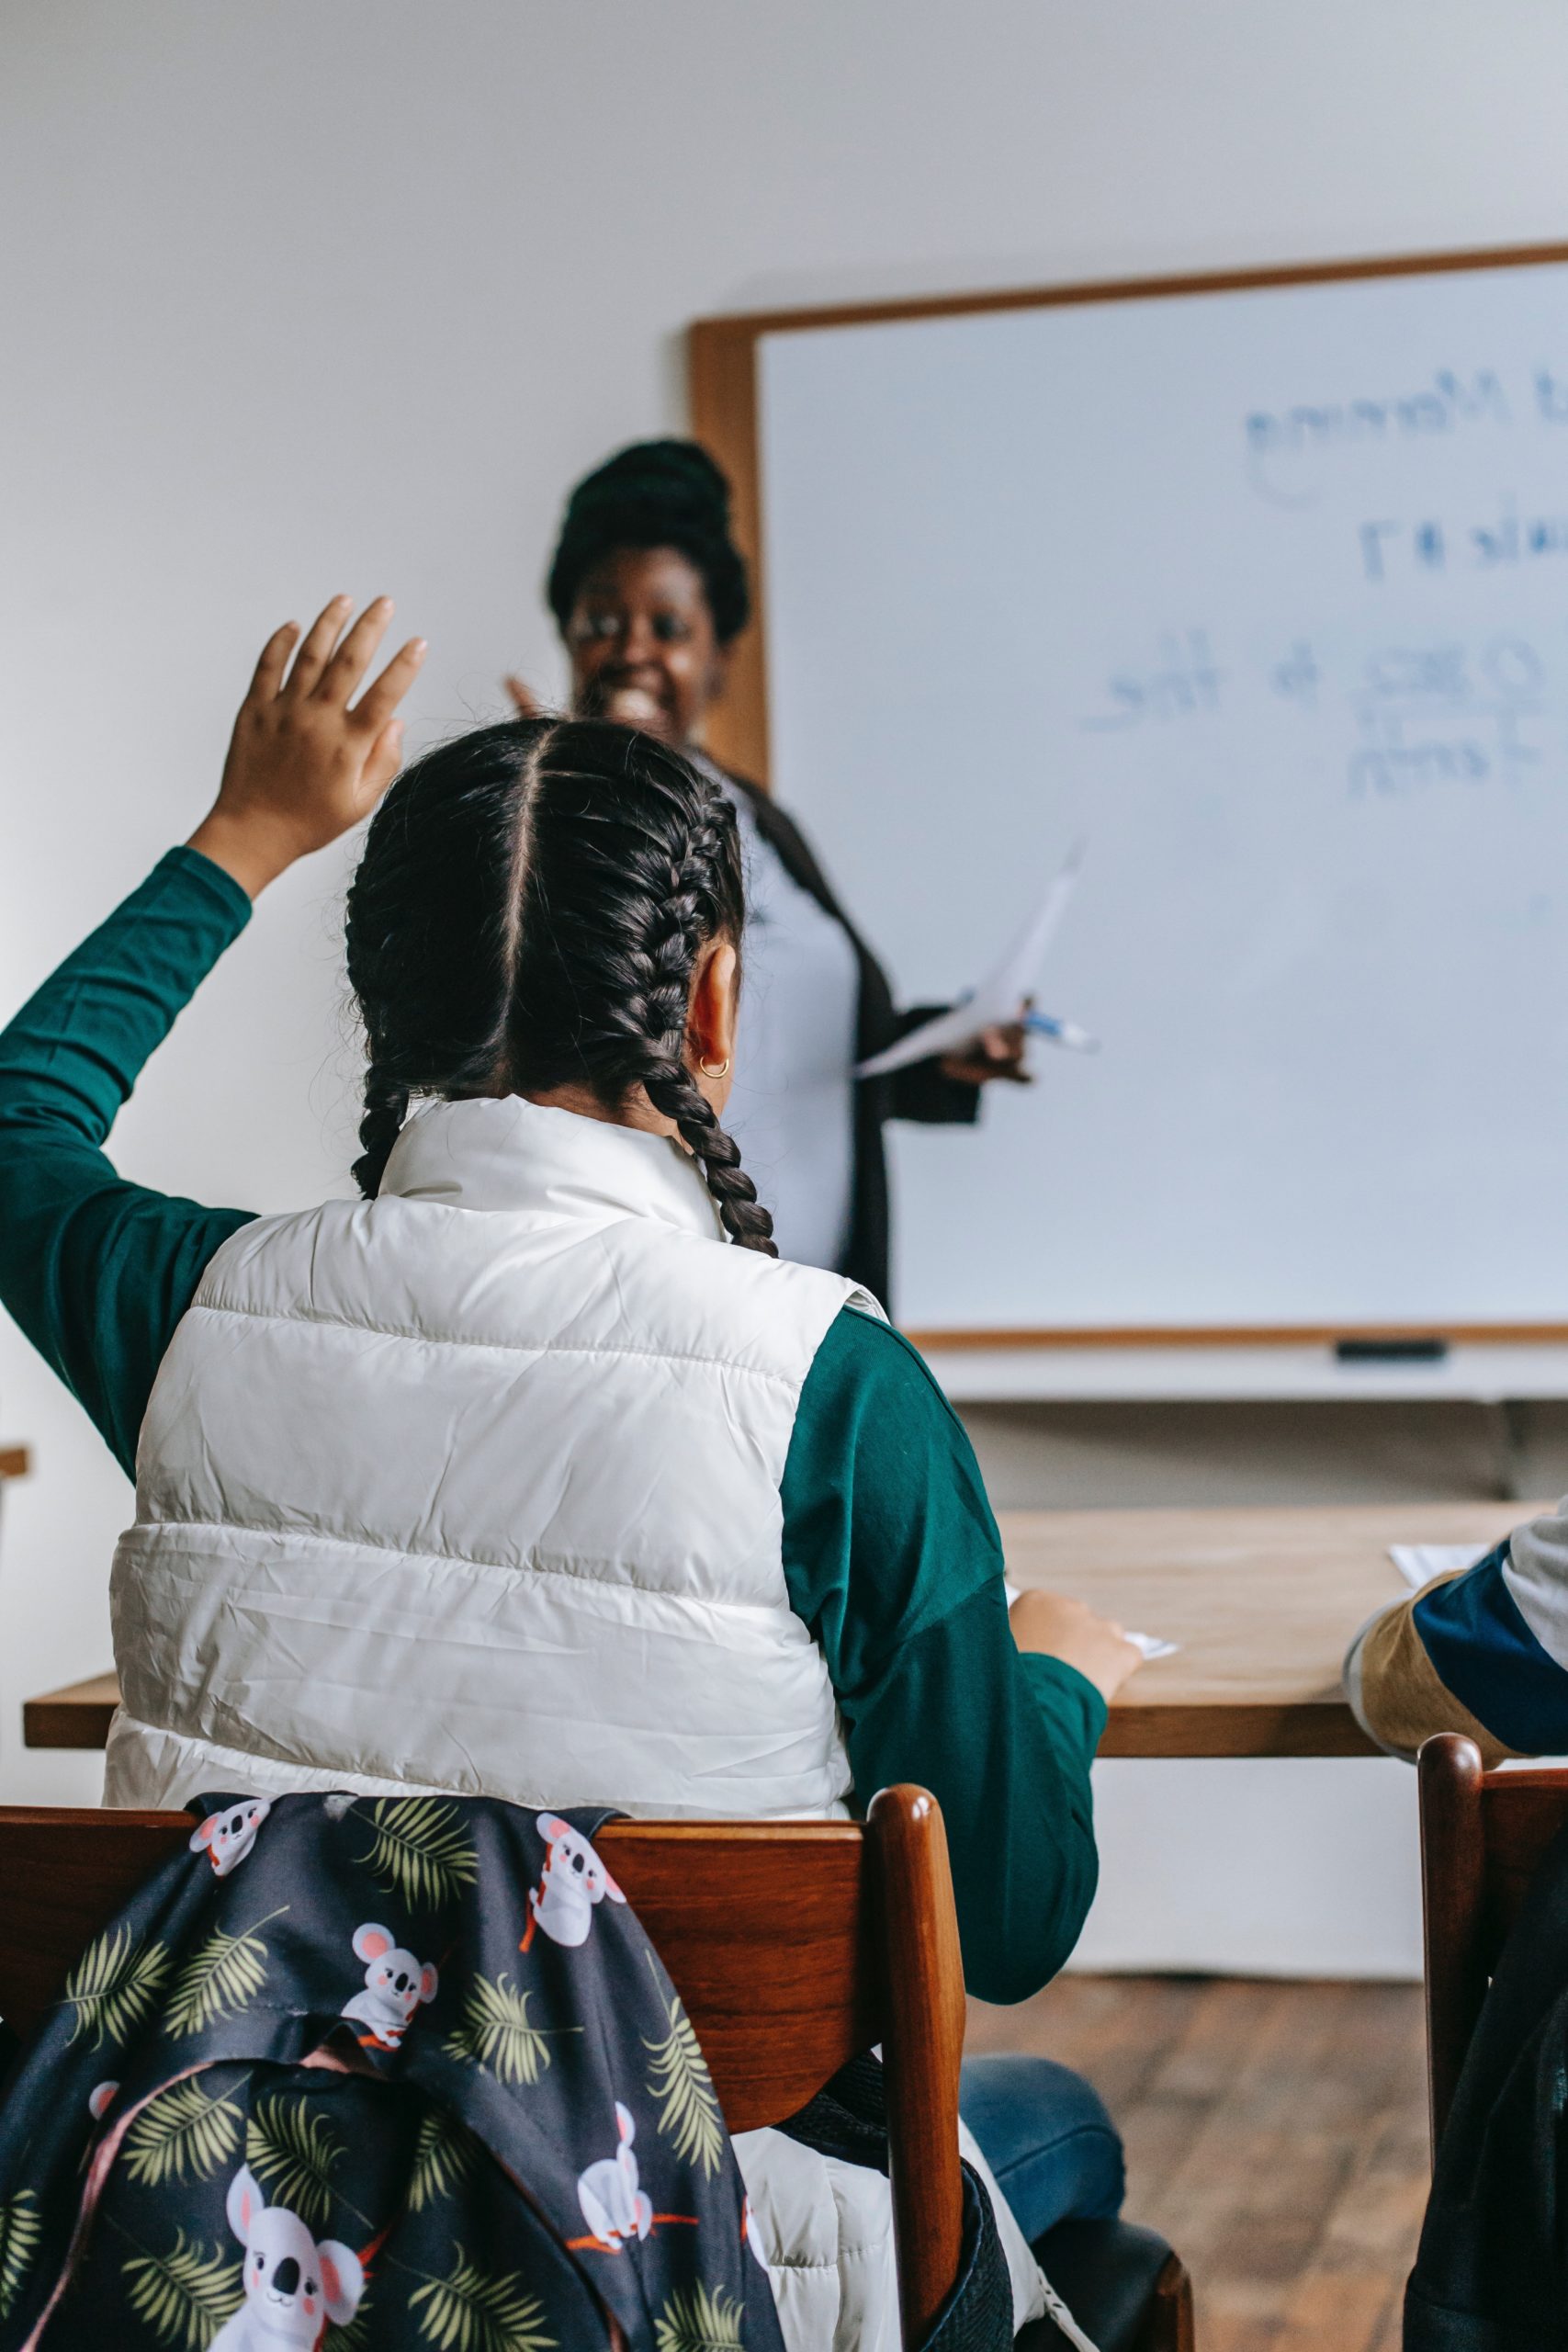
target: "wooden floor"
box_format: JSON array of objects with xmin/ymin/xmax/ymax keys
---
[{"xmin": 965, "ymin": 1974, "xmax": 1428, "ymax": 2352}]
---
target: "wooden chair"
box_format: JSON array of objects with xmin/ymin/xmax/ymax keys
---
[
  {"xmin": 1417, "ymin": 1730, "xmax": 1568, "ymax": 2148},
  {"xmin": 0, "ymin": 1786, "xmax": 1190, "ymax": 2348}
]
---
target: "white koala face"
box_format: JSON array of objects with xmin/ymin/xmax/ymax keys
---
[
  {"xmin": 368, "ymin": 1952, "xmax": 424, "ymax": 2018},
  {"xmin": 226, "ymin": 2165, "xmax": 362, "ymax": 2340},
  {"xmin": 559, "ymin": 1833, "xmax": 604, "ymax": 1899},
  {"xmin": 536, "ymin": 1815, "xmax": 625, "ymax": 1910},
  {"xmin": 351, "ymin": 1923, "xmax": 438, "ymax": 2019},
  {"xmin": 245, "ymin": 2206, "xmax": 329, "ymax": 2331},
  {"xmin": 189, "ymin": 1798, "xmax": 271, "ymax": 1878}
]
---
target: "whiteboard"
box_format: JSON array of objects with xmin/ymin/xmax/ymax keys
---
[{"xmin": 752, "ymin": 257, "xmax": 1568, "ymax": 1330}]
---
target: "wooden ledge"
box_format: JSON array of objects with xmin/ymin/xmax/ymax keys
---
[
  {"xmin": 23, "ymin": 1671, "xmax": 118, "ymax": 1750},
  {"xmin": 0, "ymin": 1447, "xmax": 30, "ymax": 1482}
]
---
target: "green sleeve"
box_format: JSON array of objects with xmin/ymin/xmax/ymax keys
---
[
  {"xmin": 782, "ymin": 1308, "xmax": 1106, "ymax": 2004},
  {"xmin": 0, "ymin": 847, "xmax": 258, "ymax": 1476}
]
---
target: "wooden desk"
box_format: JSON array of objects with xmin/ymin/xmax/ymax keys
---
[
  {"xmin": 21, "ymin": 1499, "xmax": 1541, "ymax": 1760},
  {"xmin": 24, "ymin": 1671, "xmax": 119, "ymax": 1751},
  {"xmin": 1002, "ymin": 1498, "xmax": 1538, "ymax": 1756}
]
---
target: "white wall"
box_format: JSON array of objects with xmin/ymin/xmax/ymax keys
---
[{"xmin": 5, "ymin": 0, "xmax": 1568, "ymax": 1966}]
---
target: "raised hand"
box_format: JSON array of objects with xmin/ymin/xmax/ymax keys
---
[
  {"xmin": 188, "ymin": 597, "xmax": 426, "ymax": 897},
  {"xmin": 502, "ymin": 673, "xmax": 543, "ymax": 718}
]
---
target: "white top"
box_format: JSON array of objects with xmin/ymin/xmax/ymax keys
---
[{"xmin": 711, "ymin": 774, "xmax": 861, "ymax": 1276}]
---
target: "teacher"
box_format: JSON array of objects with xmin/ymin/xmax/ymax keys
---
[{"xmin": 508, "ymin": 438, "xmax": 1025, "ymax": 1308}]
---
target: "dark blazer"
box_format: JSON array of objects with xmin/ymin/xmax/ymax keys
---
[{"xmin": 727, "ymin": 775, "xmax": 979, "ymax": 1312}]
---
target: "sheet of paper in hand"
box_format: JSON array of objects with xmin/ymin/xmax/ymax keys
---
[{"xmin": 855, "ymin": 840, "xmax": 1091, "ymax": 1078}]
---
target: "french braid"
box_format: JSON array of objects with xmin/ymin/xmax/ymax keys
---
[
  {"xmin": 636, "ymin": 808, "xmax": 776, "ymax": 1252},
  {"xmin": 344, "ymin": 718, "xmax": 777, "ymax": 1254},
  {"xmin": 351, "ymin": 1067, "xmax": 411, "ymax": 1201}
]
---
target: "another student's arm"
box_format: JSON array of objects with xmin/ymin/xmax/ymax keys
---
[
  {"xmin": 0, "ymin": 598, "xmax": 426, "ymax": 1476},
  {"xmin": 783, "ymin": 1310, "xmax": 1140, "ymax": 2005},
  {"xmin": 1347, "ymin": 1505, "xmax": 1568, "ymax": 1766}
]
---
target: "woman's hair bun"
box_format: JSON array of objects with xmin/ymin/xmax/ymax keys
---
[{"xmin": 547, "ymin": 438, "xmax": 750, "ymax": 646}]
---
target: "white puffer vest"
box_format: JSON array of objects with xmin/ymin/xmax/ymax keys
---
[
  {"xmin": 105, "ymin": 1096, "xmax": 1048, "ymax": 2346},
  {"xmin": 107, "ymin": 1096, "xmax": 867, "ymax": 1815}
]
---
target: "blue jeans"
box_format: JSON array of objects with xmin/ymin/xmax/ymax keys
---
[{"xmin": 959, "ymin": 2055, "xmax": 1125, "ymax": 2243}]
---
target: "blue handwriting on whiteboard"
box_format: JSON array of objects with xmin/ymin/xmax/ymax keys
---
[
  {"xmin": 1360, "ymin": 502, "xmax": 1568, "ymax": 580},
  {"xmin": 1247, "ymin": 370, "xmax": 1511, "ymax": 505},
  {"xmin": 1344, "ymin": 635, "xmax": 1544, "ymax": 797},
  {"xmin": 1079, "ymin": 631, "xmax": 1224, "ymax": 729}
]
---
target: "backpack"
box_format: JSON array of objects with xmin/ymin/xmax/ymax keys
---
[
  {"xmin": 0, "ymin": 1792, "xmax": 784, "ymax": 2351},
  {"xmin": 1406, "ymin": 1810, "xmax": 1568, "ymax": 2350}
]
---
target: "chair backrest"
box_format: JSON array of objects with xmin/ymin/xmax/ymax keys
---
[
  {"xmin": 1417, "ymin": 1732, "xmax": 1568, "ymax": 2149},
  {"xmin": 0, "ymin": 1782, "xmax": 964, "ymax": 2347}
]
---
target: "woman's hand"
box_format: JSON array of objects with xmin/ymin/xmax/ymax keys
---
[
  {"xmin": 1009, "ymin": 1589, "xmax": 1144, "ymax": 1704},
  {"xmin": 188, "ymin": 597, "xmax": 426, "ymax": 898},
  {"xmin": 940, "ymin": 1018, "xmax": 1032, "ymax": 1088}
]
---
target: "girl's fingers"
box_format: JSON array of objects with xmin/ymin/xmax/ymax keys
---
[
  {"xmin": 354, "ymin": 636, "xmax": 427, "ymax": 733},
  {"xmin": 313, "ymin": 596, "xmax": 393, "ymax": 707},
  {"xmin": 246, "ymin": 621, "xmax": 300, "ymax": 705},
  {"xmin": 287, "ymin": 595, "xmax": 355, "ymax": 697},
  {"xmin": 357, "ymin": 718, "xmax": 407, "ymax": 809}
]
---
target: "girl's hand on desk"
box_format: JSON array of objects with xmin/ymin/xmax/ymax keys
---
[
  {"xmin": 188, "ymin": 597, "xmax": 427, "ymax": 898},
  {"xmin": 1009, "ymin": 1590, "xmax": 1145, "ymax": 1703}
]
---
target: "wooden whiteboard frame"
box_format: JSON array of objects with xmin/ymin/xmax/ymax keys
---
[{"xmin": 687, "ymin": 241, "xmax": 1568, "ymax": 1351}]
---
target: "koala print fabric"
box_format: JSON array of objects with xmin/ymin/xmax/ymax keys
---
[{"xmin": 0, "ymin": 1793, "xmax": 785, "ymax": 2352}]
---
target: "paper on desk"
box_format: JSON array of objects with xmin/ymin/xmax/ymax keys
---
[
  {"xmin": 1004, "ymin": 1582, "xmax": 1179, "ymax": 1658},
  {"xmin": 855, "ymin": 839, "xmax": 1087, "ymax": 1079},
  {"xmin": 1388, "ymin": 1543, "xmax": 1491, "ymax": 1591}
]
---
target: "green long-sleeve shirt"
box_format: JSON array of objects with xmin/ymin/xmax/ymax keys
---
[{"xmin": 0, "ymin": 851, "xmax": 1104, "ymax": 2002}]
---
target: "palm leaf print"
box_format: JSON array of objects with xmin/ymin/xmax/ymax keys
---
[
  {"xmin": 443, "ymin": 1973, "xmax": 577, "ymax": 2087},
  {"xmin": 123, "ymin": 2078, "xmax": 243, "ymax": 2187},
  {"xmin": 244, "ymin": 2098, "xmax": 344, "ymax": 2234},
  {"xmin": 0, "ymin": 2189, "xmax": 40, "ymax": 2322},
  {"xmin": 644, "ymin": 1962, "xmax": 725, "ymax": 2177},
  {"xmin": 357, "ymin": 1798, "xmax": 478, "ymax": 1909},
  {"xmin": 121, "ymin": 2229, "xmax": 242, "ymax": 2351},
  {"xmin": 653, "ymin": 2285, "xmax": 745, "ymax": 2352},
  {"xmin": 409, "ymin": 2108, "xmax": 481, "ymax": 2211},
  {"xmin": 163, "ymin": 1907, "xmax": 286, "ymax": 2040},
  {"xmin": 59, "ymin": 1923, "xmax": 170, "ymax": 2052},
  {"xmin": 410, "ymin": 2247, "xmax": 556, "ymax": 2352}
]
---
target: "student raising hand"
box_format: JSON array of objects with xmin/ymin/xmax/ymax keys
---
[{"xmin": 188, "ymin": 596, "xmax": 426, "ymax": 899}]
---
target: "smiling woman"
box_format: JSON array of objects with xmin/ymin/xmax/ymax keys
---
[{"xmin": 505, "ymin": 439, "xmax": 1030, "ymax": 1312}]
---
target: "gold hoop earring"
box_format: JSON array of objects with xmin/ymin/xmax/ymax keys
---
[{"xmin": 699, "ymin": 1057, "xmax": 730, "ymax": 1080}]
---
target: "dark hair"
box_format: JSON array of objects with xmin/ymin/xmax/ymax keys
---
[
  {"xmin": 344, "ymin": 718, "xmax": 775, "ymax": 1255},
  {"xmin": 546, "ymin": 439, "xmax": 750, "ymax": 646}
]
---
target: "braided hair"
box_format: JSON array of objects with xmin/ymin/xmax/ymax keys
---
[
  {"xmin": 344, "ymin": 717, "xmax": 776, "ymax": 1254},
  {"xmin": 546, "ymin": 440, "xmax": 750, "ymax": 646}
]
